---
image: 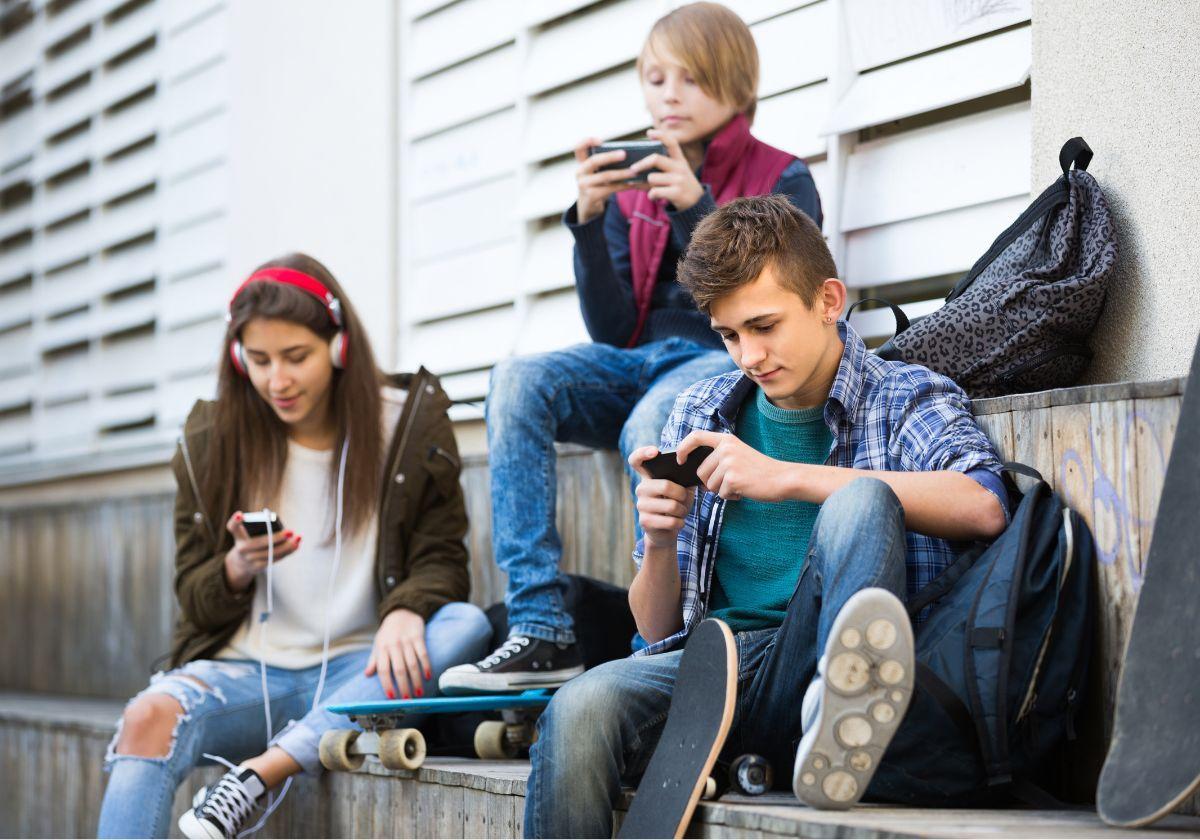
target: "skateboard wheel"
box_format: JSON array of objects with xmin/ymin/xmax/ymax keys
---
[
  {"xmin": 729, "ymin": 754, "xmax": 773, "ymax": 796},
  {"xmin": 474, "ymin": 720, "xmax": 518, "ymax": 760},
  {"xmin": 379, "ymin": 727, "xmax": 426, "ymax": 771},
  {"xmin": 701, "ymin": 775, "xmax": 728, "ymax": 800},
  {"xmin": 319, "ymin": 729, "xmax": 364, "ymax": 772}
]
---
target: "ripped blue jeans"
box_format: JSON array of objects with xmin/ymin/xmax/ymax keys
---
[{"xmin": 97, "ymin": 601, "xmax": 492, "ymax": 838}]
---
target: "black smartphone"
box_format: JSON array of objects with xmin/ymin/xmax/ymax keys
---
[
  {"xmin": 589, "ymin": 141, "xmax": 666, "ymax": 183},
  {"xmin": 641, "ymin": 446, "xmax": 714, "ymax": 488},
  {"xmin": 242, "ymin": 510, "xmax": 286, "ymax": 538}
]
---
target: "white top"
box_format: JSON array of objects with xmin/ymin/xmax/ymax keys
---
[{"xmin": 217, "ymin": 386, "xmax": 408, "ymax": 669}]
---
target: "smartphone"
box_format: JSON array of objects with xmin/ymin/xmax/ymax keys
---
[
  {"xmin": 242, "ymin": 510, "xmax": 286, "ymax": 538},
  {"xmin": 641, "ymin": 446, "xmax": 714, "ymax": 488},
  {"xmin": 589, "ymin": 141, "xmax": 666, "ymax": 183}
]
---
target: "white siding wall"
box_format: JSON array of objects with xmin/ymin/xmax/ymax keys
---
[{"xmin": 397, "ymin": 0, "xmax": 1032, "ymax": 419}]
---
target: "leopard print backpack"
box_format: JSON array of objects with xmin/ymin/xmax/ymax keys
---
[{"xmin": 866, "ymin": 138, "xmax": 1118, "ymax": 399}]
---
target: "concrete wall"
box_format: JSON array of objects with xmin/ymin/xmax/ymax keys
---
[{"xmin": 1032, "ymin": 0, "xmax": 1200, "ymax": 383}]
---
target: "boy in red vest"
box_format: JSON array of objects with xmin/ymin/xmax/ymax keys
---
[{"xmin": 440, "ymin": 2, "xmax": 823, "ymax": 693}]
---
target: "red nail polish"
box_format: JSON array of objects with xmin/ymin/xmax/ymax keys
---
[
  {"xmin": 416, "ymin": 687, "xmax": 424, "ymax": 698},
  {"xmin": 425, "ymin": 670, "xmax": 432, "ymax": 681},
  {"xmin": 386, "ymin": 689, "xmax": 395, "ymax": 700},
  {"xmin": 235, "ymin": 512, "xmax": 243, "ymax": 521},
  {"xmin": 402, "ymin": 692, "xmax": 410, "ymax": 700}
]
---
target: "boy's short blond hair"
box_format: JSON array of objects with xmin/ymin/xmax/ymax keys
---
[{"xmin": 638, "ymin": 2, "xmax": 760, "ymax": 122}]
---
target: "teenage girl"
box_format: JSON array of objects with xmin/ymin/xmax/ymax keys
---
[{"xmin": 97, "ymin": 253, "xmax": 492, "ymax": 839}]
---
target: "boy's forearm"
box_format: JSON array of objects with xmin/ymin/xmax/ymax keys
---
[
  {"xmin": 628, "ymin": 542, "xmax": 684, "ymax": 644},
  {"xmin": 782, "ymin": 463, "xmax": 1006, "ymax": 541}
]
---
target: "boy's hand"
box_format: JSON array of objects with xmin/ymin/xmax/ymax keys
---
[
  {"xmin": 574, "ymin": 136, "xmax": 637, "ymax": 224},
  {"xmin": 365, "ymin": 608, "xmax": 432, "ymax": 701},
  {"xmin": 629, "ymin": 446, "xmax": 695, "ymax": 551},
  {"xmin": 677, "ymin": 431, "xmax": 796, "ymax": 503},
  {"xmin": 223, "ymin": 511, "xmax": 301, "ymax": 592},
  {"xmin": 630, "ymin": 129, "xmax": 704, "ymax": 211}
]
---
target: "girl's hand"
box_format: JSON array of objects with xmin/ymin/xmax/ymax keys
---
[
  {"xmin": 574, "ymin": 136, "xmax": 637, "ymax": 224},
  {"xmin": 630, "ymin": 129, "xmax": 704, "ymax": 211},
  {"xmin": 223, "ymin": 511, "xmax": 301, "ymax": 592},
  {"xmin": 365, "ymin": 608, "xmax": 432, "ymax": 700}
]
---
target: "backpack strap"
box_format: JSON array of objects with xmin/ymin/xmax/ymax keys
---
[
  {"xmin": 1059, "ymin": 137, "xmax": 1093, "ymax": 174},
  {"xmin": 1000, "ymin": 462, "xmax": 1044, "ymax": 482},
  {"xmin": 906, "ymin": 543, "xmax": 984, "ymax": 618},
  {"xmin": 845, "ymin": 298, "xmax": 910, "ymax": 338}
]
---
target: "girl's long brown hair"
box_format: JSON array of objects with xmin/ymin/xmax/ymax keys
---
[{"xmin": 204, "ymin": 253, "xmax": 385, "ymax": 541}]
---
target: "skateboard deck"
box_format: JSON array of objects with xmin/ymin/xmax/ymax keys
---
[
  {"xmin": 320, "ymin": 690, "xmax": 552, "ymax": 771},
  {"xmin": 1097, "ymin": 335, "xmax": 1200, "ymax": 827},
  {"xmin": 618, "ymin": 618, "xmax": 737, "ymax": 839}
]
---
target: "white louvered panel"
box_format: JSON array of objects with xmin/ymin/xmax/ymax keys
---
[
  {"xmin": 0, "ymin": 247, "xmax": 35, "ymax": 287},
  {"xmin": 161, "ymin": 213, "xmax": 227, "ymax": 278},
  {"xmin": 37, "ymin": 397, "xmax": 92, "ymax": 447},
  {"xmin": 842, "ymin": 194, "xmax": 1027, "ymax": 289},
  {"xmin": 161, "ymin": 109, "xmax": 227, "ymax": 181},
  {"xmin": 0, "ymin": 408, "xmax": 33, "ymax": 454},
  {"xmin": 161, "ymin": 163, "xmax": 226, "ymax": 231},
  {"xmin": 522, "ymin": 223, "xmax": 574, "ymax": 294},
  {"xmin": 3, "ymin": 12, "xmax": 39, "ymax": 68},
  {"xmin": 96, "ymin": 293, "xmax": 155, "ymax": 339},
  {"xmin": 845, "ymin": 0, "xmax": 1030, "ymax": 72},
  {"xmin": 524, "ymin": 67, "xmax": 646, "ymax": 163},
  {"xmin": 161, "ymin": 3, "xmax": 224, "ymax": 79},
  {"xmin": 162, "ymin": 370, "xmax": 217, "ymax": 428},
  {"xmin": 0, "ymin": 108, "xmax": 37, "ymax": 164},
  {"xmin": 848, "ymin": 296, "xmax": 942, "ymax": 344},
  {"xmin": 39, "ymin": 176, "xmax": 93, "ymax": 228},
  {"xmin": 408, "ymin": 0, "xmax": 516, "ymax": 80},
  {"xmin": 409, "ymin": 306, "xmax": 516, "ymax": 374},
  {"xmin": 42, "ymin": 0, "xmax": 99, "ymax": 45},
  {"xmin": 41, "ymin": 79, "xmax": 98, "ymax": 144},
  {"xmin": 39, "ymin": 218, "xmax": 94, "ymax": 275},
  {"xmin": 164, "ymin": 316, "xmax": 224, "ymax": 374},
  {"xmin": 522, "ymin": 0, "xmax": 659, "ymax": 96},
  {"xmin": 98, "ymin": 0, "xmax": 161, "ymax": 54},
  {"xmin": 0, "ymin": 203, "xmax": 35, "ymax": 242},
  {"xmin": 0, "ymin": 325, "xmax": 35, "ymax": 371},
  {"xmin": 98, "ymin": 329, "xmax": 156, "ymax": 392},
  {"xmin": 409, "ymin": 241, "xmax": 519, "ymax": 322},
  {"xmin": 39, "ymin": 130, "xmax": 92, "ymax": 182},
  {"xmin": 409, "ymin": 45, "xmax": 517, "ymax": 138},
  {"xmin": 840, "ymin": 101, "xmax": 1030, "ymax": 233},
  {"xmin": 40, "ymin": 309, "xmax": 94, "ymax": 353},
  {"xmin": 724, "ymin": 0, "xmax": 821, "ymax": 25},
  {"xmin": 40, "ymin": 343, "xmax": 92, "ymax": 399},
  {"xmin": 518, "ymin": 157, "xmax": 574, "ymax": 221},
  {"xmin": 0, "ymin": 284, "xmax": 33, "ymax": 331},
  {"xmin": 513, "ymin": 290, "xmax": 587, "ymax": 356},
  {"xmin": 409, "ymin": 108, "xmax": 518, "ymax": 200},
  {"xmin": 439, "ymin": 368, "xmax": 491, "ymax": 403},
  {"xmin": 162, "ymin": 265, "xmax": 225, "ymax": 329},
  {"xmin": 100, "ymin": 49, "xmax": 161, "ymax": 112},
  {"xmin": 97, "ymin": 242, "xmax": 156, "ymax": 296},
  {"xmin": 806, "ymin": 158, "xmax": 831, "ymax": 232},
  {"xmin": 405, "ymin": 0, "xmax": 458, "ymax": 21},
  {"xmin": 521, "ymin": 0, "xmax": 603, "ymax": 27},
  {"xmin": 0, "ymin": 372, "xmax": 33, "ymax": 409},
  {"xmin": 754, "ymin": 82, "xmax": 829, "ymax": 160},
  {"xmin": 162, "ymin": 57, "xmax": 227, "ymax": 133},
  {"xmin": 412, "ymin": 175, "xmax": 517, "ymax": 263},
  {"xmin": 97, "ymin": 388, "xmax": 155, "ymax": 429},
  {"xmin": 96, "ymin": 191, "xmax": 157, "ymax": 252},
  {"xmin": 39, "ymin": 259, "xmax": 94, "ymax": 316},
  {"xmin": 754, "ymin": 2, "xmax": 832, "ymax": 98},
  {"xmin": 160, "ymin": 0, "xmax": 222, "ymax": 31},
  {"xmin": 824, "ymin": 26, "xmax": 1030, "ymax": 135},
  {"xmin": 42, "ymin": 35, "xmax": 98, "ymax": 93},
  {"xmin": 99, "ymin": 146, "xmax": 159, "ymax": 204},
  {"xmin": 96, "ymin": 95, "xmax": 158, "ymax": 158}
]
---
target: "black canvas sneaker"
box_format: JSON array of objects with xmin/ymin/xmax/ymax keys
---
[
  {"xmin": 178, "ymin": 766, "xmax": 267, "ymax": 839},
  {"xmin": 438, "ymin": 635, "xmax": 585, "ymax": 693}
]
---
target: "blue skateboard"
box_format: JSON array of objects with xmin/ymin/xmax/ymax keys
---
[{"xmin": 319, "ymin": 690, "xmax": 553, "ymax": 772}]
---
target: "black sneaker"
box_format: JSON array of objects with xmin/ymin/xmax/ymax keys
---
[
  {"xmin": 438, "ymin": 635, "xmax": 585, "ymax": 693},
  {"xmin": 177, "ymin": 766, "xmax": 267, "ymax": 839}
]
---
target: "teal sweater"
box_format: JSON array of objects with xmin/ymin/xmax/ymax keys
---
[{"xmin": 708, "ymin": 388, "xmax": 833, "ymax": 631}]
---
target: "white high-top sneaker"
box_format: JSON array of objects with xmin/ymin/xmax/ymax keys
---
[{"xmin": 178, "ymin": 766, "xmax": 267, "ymax": 839}]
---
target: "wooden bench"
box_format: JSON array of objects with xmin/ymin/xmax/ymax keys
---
[{"xmin": 0, "ymin": 377, "xmax": 1194, "ymax": 835}]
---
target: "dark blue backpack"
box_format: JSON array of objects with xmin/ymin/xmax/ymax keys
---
[{"xmin": 870, "ymin": 464, "xmax": 1097, "ymax": 805}]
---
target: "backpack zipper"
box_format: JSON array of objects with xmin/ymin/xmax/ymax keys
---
[
  {"xmin": 1001, "ymin": 344, "xmax": 1092, "ymax": 384},
  {"xmin": 1017, "ymin": 507, "xmax": 1075, "ymax": 722}
]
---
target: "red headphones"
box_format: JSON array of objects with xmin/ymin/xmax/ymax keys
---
[{"xmin": 227, "ymin": 267, "xmax": 349, "ymax": 376}]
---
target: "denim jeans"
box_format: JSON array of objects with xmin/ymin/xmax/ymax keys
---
[
  {"xmin": 524, "ymin": 478, "xmax": 908, "ymax": 838},
  {"xmin": 97, "ymin": 602, "xmax": 492, "ymax": 838},
  {"xmin": 486, "ymin": 338, "xmax": 733, "ymax": 644}
]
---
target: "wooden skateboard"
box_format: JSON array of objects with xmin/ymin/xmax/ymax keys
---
[
  {"xmin": 1097, "ymin": 335, "xmax": 1200, "ymax": 827},
  {"xmin": 319, "ymin": 689, "xmax": 552, "ymax": 772},
  {"xmin": 618, "ymin": 618, "xmax": 737, "ymax": 839}
]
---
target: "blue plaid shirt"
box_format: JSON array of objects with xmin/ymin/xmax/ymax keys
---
[{"xmin": 632, "ymin": 321, "xmax": 1007, "ymax": 657}]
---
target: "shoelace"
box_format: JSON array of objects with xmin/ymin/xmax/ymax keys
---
[
  {"xmin": 197, "ymin": 773, "xmax": 259, "ymax": 838},
  {"xmin": 481, "ymin": 635, "xmax": 530, "ymax": 668}
]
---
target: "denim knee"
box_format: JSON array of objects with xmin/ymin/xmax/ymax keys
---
[
  {"xmin": 820, "ymin": 477, "xmax": 901, "ymax": 525},
  {"xmin": 618, "ymin": 400, "xmax": 669, "ymax": 462},
  {"xmin": 486, "ymin": 355, "xmax": 553, "ymax": 427}
]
